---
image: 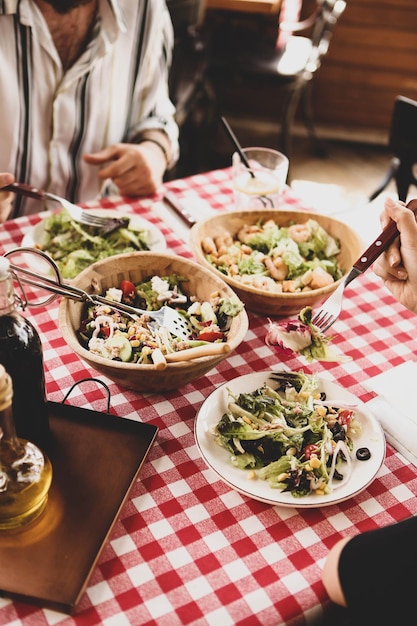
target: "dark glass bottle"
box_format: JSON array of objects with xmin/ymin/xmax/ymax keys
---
[
  {"xmin": 0, "ymin": 363, "xmax": 52, "ymax": 530},
  {"xmin": 0, "ymin": 257, "xmax": 50, "ymax": 449}
]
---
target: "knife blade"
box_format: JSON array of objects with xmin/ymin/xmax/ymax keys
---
[{"xmin": 163, "ymin": 191, "xmax": 196, "ymax": 226}]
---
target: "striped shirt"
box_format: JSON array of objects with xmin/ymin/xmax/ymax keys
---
[{"xmin": 0, "ymin": 0, "xmax": 179, "ymax": 216}]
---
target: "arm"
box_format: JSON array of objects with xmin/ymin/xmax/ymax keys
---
[
  {"xmin": 373, "ymin": 196, "xmax": 417, "ymax": 313},
  {"xmin": 83, "ymin": 3, "xmax": 179, "ymax": 197},
  {"xmin": 322, "ymin": 515, "xmax": 417, "ymax": 623},
  {"xmin": 321, "ymin": 537, "xmax": 350, "ymax": 606},
  {"xmin": 0, "ymin": 173, "xmax": 15, "ymax": 223}
]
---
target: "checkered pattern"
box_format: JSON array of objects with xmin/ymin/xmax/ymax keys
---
[{"xmin": 1, "ymin": 169, "xmax": 417, "ymax": 626}]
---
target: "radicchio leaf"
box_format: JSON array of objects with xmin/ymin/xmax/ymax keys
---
[{"xmin": 265, "ymin": 306, "xmax": 350, "ymax": 363}]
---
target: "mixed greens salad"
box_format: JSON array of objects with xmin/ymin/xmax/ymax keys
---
[
  {"xmin": 201, "ymin": 218, "xmax": 344, "ymax": 293},
  {"xmin": 38, "ymin": 209, "xmax": 150, "ymax": 278},
  {"xmin": 78, "ymin": 274, "xmax": 244, "ymax": 364},
  {"xmin": 213, "ymin": 371, "xmax": 366, "ymax": 498}
]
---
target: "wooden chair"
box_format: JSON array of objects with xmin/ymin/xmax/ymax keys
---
[
  {"xmin": 206, "ymin": 0, "xmax": 346, "ymax": 161},
  {"xmin": 369, "ymin": 95, "xmax": 417, "ymax": 202}
]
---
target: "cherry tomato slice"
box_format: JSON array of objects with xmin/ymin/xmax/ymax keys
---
[
  {"xmin": 338, "ymin": 409, "xmax": 353, "ymax": 427},
  {"xmin": 197, "ymin": 330, "xmax": 224, "ymax": 342},
  {"xmin": 120, "ymin": 280, "xmax": 136, "ymax": 301},
  {"xmin": 302, "ymin": 443, "xmax": 319, "ymax": 460}
]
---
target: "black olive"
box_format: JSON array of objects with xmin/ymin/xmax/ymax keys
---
[
  {"xmin": 356, "ymin": 447, "xmax": 371, "ymax": 461},
  {"xmin": 331, "ymin": 422, "xmax": 346, "ymax": 442},
  {"xmin": 217, "ymin": 311, "xmax": 232, "ymax": 332},
  {"xmin": 333, "ymin": 468, "xmax": 344, "ymax": 481}
]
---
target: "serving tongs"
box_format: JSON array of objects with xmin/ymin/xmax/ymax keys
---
[
  {"xmin": 5, "ymin": 249, "xmax": 231, "ymax": 360},
  {"xmin": 5, "ymin": 247, "xmax": 195, "ymax": 341}
]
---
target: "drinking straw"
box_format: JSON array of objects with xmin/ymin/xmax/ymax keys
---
[{"xmin": 219, "ymin": 116, "xmax": 255, "ymax": 178}]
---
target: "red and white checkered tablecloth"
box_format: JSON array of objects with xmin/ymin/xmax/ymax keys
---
[{"xmin": 1, "ymin": 169, "xmax": 417, "ymax": 626}]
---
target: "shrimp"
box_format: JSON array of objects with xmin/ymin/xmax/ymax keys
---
[
  {"xmin": 308, "ymin": 266, "xmax": 335, "ymax": 289},
  {"xmin": 264, "ymin": 256, "xmax": 289, "ymax": 281},
  {"xmin": 237, "ymin": 224, "xmax": 262, "ymax": 243},
  {"xmin": 217, "ymin": 254, "xmax": 235, "ymax": 267},
  {"xmin": 214, "ymin": 233, "xmax": 234, "ymax": 249},
  {"xmin": 240, "ymin": 244, "xmax": 253, "ymax": 255},
  {"xmin": 216, "ymin": 245, "xmax": 229, "ymax": 257},
  {"xmin": 288, "ymin": 223, "xmax": 311, "ymax": 243},
  {"xmin": 202, "ymin": 236, "xmax": 217, "ymax": 255}
]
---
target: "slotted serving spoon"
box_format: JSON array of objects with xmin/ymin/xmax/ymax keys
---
[
  {"xmin": 4, "ymin": 182, "xmax": 128, "ymax": 234},
  {"xmin": 312, "ymin": 198, "xmax": 417, "ymax": 332},
  {"xmin": 6, "ymin": 248, "xmax": 194, "ymax": 340}
]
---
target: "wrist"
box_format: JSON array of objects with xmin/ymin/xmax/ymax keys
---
[{"xmin": 136, "ymin": 133, "xmax": 171, "ymax": 170}]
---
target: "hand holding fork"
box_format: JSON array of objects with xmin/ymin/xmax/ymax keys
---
[
  {"xmin": 3, "ymin": 182, "xmax": 128, "ymax": 233},
  {"xmin": 312, "ymin": 198, "xmax": 417, "ymax": 332}
]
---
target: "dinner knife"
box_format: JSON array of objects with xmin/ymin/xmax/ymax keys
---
[{"xmin": 163, "ymin": 191, "xmax": 196, "ymax": 226}]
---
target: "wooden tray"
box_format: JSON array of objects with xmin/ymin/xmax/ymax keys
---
[{"xmin": 0, "ymin": 400, "xmax": 158, "ymax": 613}]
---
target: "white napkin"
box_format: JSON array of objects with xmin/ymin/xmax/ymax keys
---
[{"xmin": 363, "ymin": 361, "xmax": 417, "ymax": 465}]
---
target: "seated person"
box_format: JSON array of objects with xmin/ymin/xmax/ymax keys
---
[
  {"xmin": 0, "ymin": 0, "xmax": 179, "ymax": 220},
  {"xmin": 322, "ymin": 196, "xmax": 417, "ymax": 624}
]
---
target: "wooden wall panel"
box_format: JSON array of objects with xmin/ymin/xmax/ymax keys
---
[
  {"xmin": 311, "ymin": 0, "xmax": 417, "ymax": 136},
  {"xmin": 206, "ymin": 0, "xmax": 417, "ymax": 140}
]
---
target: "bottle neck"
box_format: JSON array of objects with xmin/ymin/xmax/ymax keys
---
[{"xmin": 0, "ymin": 274, "xmax": 17, "ymax": 316}]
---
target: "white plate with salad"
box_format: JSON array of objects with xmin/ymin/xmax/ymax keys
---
[
  {"xmin": 195, "ymin": 370, "xmax": 385, "ymax": 508},
  {"xmin": 21, "ymin": 209, "xmax": 166, "ymax": 279}
]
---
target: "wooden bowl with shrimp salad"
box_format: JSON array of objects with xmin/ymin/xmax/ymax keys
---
[{"xmin": 190, "ymin": 210, "xmax": 363, "ymax": 317}]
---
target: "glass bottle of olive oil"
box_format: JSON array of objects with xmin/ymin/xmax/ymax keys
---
[
  {"xmin": 0, "ymin": 257, "xmax": 49, "ymax": 449},
  {"xmin": 0, "ymin": 363, "xmax": 52, "ymax": 530}
]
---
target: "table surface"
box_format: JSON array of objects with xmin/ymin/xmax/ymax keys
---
[
  {"xmin": 205, "ymin": 0, "xmax": 282, "ymax": 15},
  {"xmin": 1, "ymin": 168, "xmax": 417, "ymax": 626}
]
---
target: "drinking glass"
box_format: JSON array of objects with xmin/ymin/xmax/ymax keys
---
[{"xmin": 232, "ymin": 147, "xmax": 289, "ymax": 210}]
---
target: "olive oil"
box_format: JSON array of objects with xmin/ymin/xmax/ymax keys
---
[{"xmin": 0, "ymin": 364, "xmax": 52, "ymax": 530}]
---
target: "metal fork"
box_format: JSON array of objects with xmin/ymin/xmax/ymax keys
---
[
  {"xmin": 4, "ymin": 182, "xmax": 128, "ymax": 233},
  {"xmin": 312, "ymin": 198, "xmax": 417, "ymax": 332}
]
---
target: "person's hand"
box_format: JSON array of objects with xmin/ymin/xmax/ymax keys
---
[
  {"xmin": 0, "ymin": 173, "xmax": 15, "ymax": 223},
  {"xmin": 83, "ymin": 141, "xmax": 167, "ymax": 197},
  {"xmin": 373, "ymin": 196, "xmax": 417, "ymax": 313}
]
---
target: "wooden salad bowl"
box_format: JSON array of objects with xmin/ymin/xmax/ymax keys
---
[
  {"xmin": 189, "ymin": 209, "xmax": 363, "ymax": 317},
  {"xmin": 59, "ymin": 252, "xmax": 249, "ymax": 392}
]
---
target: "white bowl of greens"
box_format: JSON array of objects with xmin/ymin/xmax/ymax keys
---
[{"xmin": 22, "ymin": 208, "xmax": 166, "ymax": 279}]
